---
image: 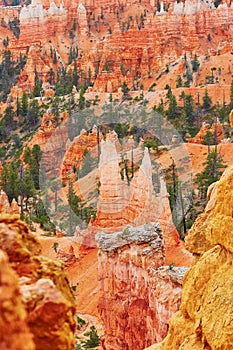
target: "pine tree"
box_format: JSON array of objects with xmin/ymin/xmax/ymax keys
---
[
  {"xmin": 229, "ymin": 79, "xmax": 233, "ymax": 110},
  {"xmin": 202, "ymin": 89, "xmax": 212, "ymax": 111},
  {"xmin": 21, "ymin": 91, "xmax": 28, "ymax": 116},
  {"xmin": 73, "ymin": 60, "xmax": 79, "ymax": 88},
  {"xmin": 191, "ymin": 53, "xmax": 200, "ymax": 72},
  {"xmin": 83, "ymin": 326, "xmax": 100, "ymax": 348},
  {"xmin": 78, "ymin": 85, "xmax": 85, "ymax": 110},
  {"xmin": 167, "ymin": 93, "xmax": 179, "ymax": 120},
  {"xmin": 196, "ymin": 151, "xmax": 226, "ymax": 198}
]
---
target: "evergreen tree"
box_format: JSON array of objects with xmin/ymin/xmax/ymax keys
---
[
  {"xmin": 4, "ymin": 105, "xmax": 15, "ymax": 126},
  {"xmin": 27, "ymin": 99, "xmax": 40, "ymax": 128},
  {"xmin": 167, "ymin": 93, "xmax": 179, "ymax": 120},
  {"xmin": 21, "ymin": 91, "xmax": 28, "ymax": 116},
  {"xmin": 121, "ymin": 81, "xmax": 130, "ymax": 97},
  {"xmin": 6, "ymin": 162, "xmax": 19, "ymax": 203},
  {"xmin": 196, "ymin": 151, "xmax": 226, "ymax": 198},
  {"xmin": 191, "ymin": 53, "xmax": 200, "ymax": 72},
  {"xmin": 83, "ymin": 326, "xmax": 100, "ymax": 348},
  {"xmin": 229, "ymin": 79, "xmax": 233, "ymax": 110},
  {"xmin": 73, "ymin": 60, "xmax": 79, "ymax": 88},
  {"xmin": 20, "ymin": 168, "xmax": 35, "ymax": 211},
  {"xmin": 202, "ymin": 89, "xmax": 212, "ymax": 111},
  {"xmin": 78, "ymin": 85, "xmax": 85, "ymax": 110}
]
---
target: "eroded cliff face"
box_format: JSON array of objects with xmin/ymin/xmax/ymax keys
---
[
  {"xmin": 0, "ymin": 215, "xmax": 76, "ymax": 350},
  {"xmin": 146, "ymin": 165, "xmax": 233, "ymax": 350},
  {"xmin": 2, "ymin": 0, "xmax": 233, "ymax": 97},
  {"xmin": 96, "ymin": 223, "xmax": 188, "ymax": 350}
]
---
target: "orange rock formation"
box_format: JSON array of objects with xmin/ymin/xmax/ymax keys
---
[
  {"xmin": 0, "ymin": 215, "xmax": 76, "ymax": 350},
  {"xmin": 92, "ymin": 131, "xmax": 191, "ymax": 265},
  {"xmin": 0, "ymin": 190, "xmax": 20, "ymax": 215},
  {"xmin": 0, "ymin": 249, "xmax": 35, "ymax": 350},
  {"xmin": 96, "ymin": 223, "xmax": 188, "ymax": 350},
  {"xmin": 146, "ymin": 165, "xmax": 233, "ymax": 350},
  {"xmin": 189, "ymin": 120, "xmax": 224, "ymax": 144}
]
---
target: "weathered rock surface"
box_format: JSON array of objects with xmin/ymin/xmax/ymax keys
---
[
  {"xmin": 0, "ymin": 215, "xmax": 76, "ymax": 350},
  {"xmin": 145, "ymin": 165, "xmax": 233, "ymax": 350},
  {"xmin": 0, "ymin": 249, "xmax": 35, "ymax": 350},
  {"xmin": 96, "ymin": 223, "xmax": 187, "ymax": 349}
]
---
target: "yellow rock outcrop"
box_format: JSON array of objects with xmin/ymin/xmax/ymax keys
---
[
  {"xmin": 145, "ymin": 166, "xmax": 233, "ymax": 350},
  {"xmin": 0, "ymin": 249, "xmax": 35, "ymax": 350}
]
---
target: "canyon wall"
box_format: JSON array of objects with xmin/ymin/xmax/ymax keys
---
[
  {"xmin": 146, "ymin": 165, "xmax": 233, "ymax": 350},
  {"xmin": 2, "ymin": 0, "xmax": 233, "ymax": 94},
  {"xmin": 0, "ymin": 215, "xmax": 76, "ymax": 350},
  {"xmin": 96, "ymin": 223, "xmax": 188, "ymax": 350}
]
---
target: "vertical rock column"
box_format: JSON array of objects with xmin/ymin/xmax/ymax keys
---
[{"xmin": 96, "ymin": 223, "xmax": 187, "ymax": 350}]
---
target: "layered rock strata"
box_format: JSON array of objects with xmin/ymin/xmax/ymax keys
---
[
  {"xmin": 96, "ymin": 223, "xmax": 188, "ymax": 350},
  {"xmin": 146, "ymin": 165, "xmax": 233, "ymax": 350}
]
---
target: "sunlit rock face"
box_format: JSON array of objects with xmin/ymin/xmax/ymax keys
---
[
  {"xmin": 0, "ymin": 215, "xmax": 76, "ymax": 350},
  {"xmin": 0, "ymin": 249, "xmax": 35, "ymax": 350},
  {"xmin": 96, "ymin": 223, "xmax": 187, "ymax": 350},
  {"xmin": 145, "ymin": 166, "xmax": 233, "ymax": 350}
]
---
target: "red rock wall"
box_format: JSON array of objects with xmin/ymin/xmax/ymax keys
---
[{"xmin": 96, "ymin": 223, "xmax": 187, "ymax": 350}]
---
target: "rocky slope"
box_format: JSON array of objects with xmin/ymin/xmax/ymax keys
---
[
  {"xmin": 96, "ymin": 223, "xmax": 188, "ymax": 350},
  {"xmin": 145, "ymin": 165, "xmax": 233, "ymax": 350},
  {"xmin": 0, "ymin": 215, "xmax": 76, "ymax": 350}
]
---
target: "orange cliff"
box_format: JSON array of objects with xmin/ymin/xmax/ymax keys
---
[
  {"xmin": 0, "ymin": 215, "xmax": 76, "ymax": 350},
  {"xmin": 145, "ymin": 165, "xmax": 233, "ymax": 350},
  {"xmin": 92, "ymin": 131, "xmax": 191, "ymax": 266},
  {"xmin": 96, "ymin": 223, "xmax": 189, "ymax": 350},
  {"xmin": 3, "ymin": 0, "xmax": 233, "ymax": 95}
]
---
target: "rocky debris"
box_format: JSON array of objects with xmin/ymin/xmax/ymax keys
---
[
  {"xmin": 0, "ymin": 215, "xmax": 76, "ymax": 350},
  {"xmin": 145, "ymin": 166, "xmax": 233, "ymax": 350}
]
